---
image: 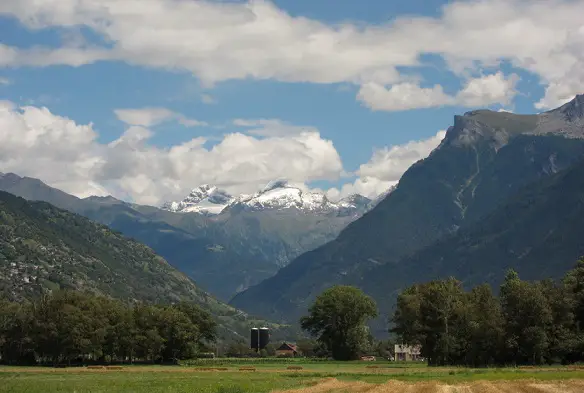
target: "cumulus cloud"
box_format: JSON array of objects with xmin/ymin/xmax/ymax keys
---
[
  {"xmin": 114, "ymin": 107, "xmax": 207, "ymax": 127},
  {"xmin": 329, "ymin": 131, "xmax": 447, "ymax": 199},
  {"xmin": 456, "ymin": 72, "xmax": 519, "ymax": 107},
  {"xmin": 233, "ymin": 118, "xmax": 318, "ymax": 137},
  {"xmin": 358, "ymin": 72, "xmax": 519, "ymax": 111},
  {"xmin": 358, "ymin": 83, "xmax": 454, "ymax": 111},
  {"xmin": 1, "ymin": 0, "xmax": 583, "ymax": 109},
  {"xmin": 0, "ymin": 102, "xmax": 343, "ymax": 205}
]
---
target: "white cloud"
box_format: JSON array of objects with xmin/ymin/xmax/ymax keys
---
[
  {"xmin": 358, "ymin": 83, "xmax": 454, "ymax": 111},
  {"xmin": 114, "ymin": 107, "xmax": 207, "ymax": 127},
  {"xmin": 0, "ymin": 77, "xmax": 10, "ymax": 85},
  {"xmin": 0, "ymin": 102, "xmax": 343, "ymax": 205},
  {"xmin": 456, "ymin": 72, "xmax": 519, "ymax": 107},
  {"xmin": 233, "ymin": 118, "xmax": 318, "ymax": 137},
  {"xmin": 0, "ymin": 43, "xmax": 112, "ymax": 67},
  {"xmin": 1, "ymin": 0, "xmax": 583, "ymax": 109},
  {"xmin": 358, "ymin": 72, "xmax": 519, "ymax": 111},
  {"xmin": 330, "ymin": 130, "xmax": 447, "ymax": 199}
]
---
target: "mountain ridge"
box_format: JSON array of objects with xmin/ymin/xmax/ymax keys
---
[
  {"xmin": 162, "ymin": 179, "xmax": 375, "ymax": 217},
  {"xmin": 230, "ymin": 94, "xmax": 584, "ymax": 325}
]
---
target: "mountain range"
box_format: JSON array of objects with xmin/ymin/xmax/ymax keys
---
[
  {"xmin": 4, "ymin": 94, "xmax": 584, "ymax": 339},
  {"xmin": 162, "ymin": 179, "xmax": 376, "ymax": 217},
  {"xmin": 0, "ymin": 175, "xmax": 378, "ymax": 301},
  {"xmin": 231, "ymin": 94, "xmax": 584, "ymax": 335}
]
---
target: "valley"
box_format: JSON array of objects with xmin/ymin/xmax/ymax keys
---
[
  {"xmin": 3, "ymin": 2, "xmax": 584, "ymax": 392},
  {"xmin": 0, "ymin": 175, "xmax": 375, "ymax": 301}
]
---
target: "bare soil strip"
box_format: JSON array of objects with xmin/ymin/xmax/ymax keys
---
[{"xmin": 276, "ymin": 379, "xmax": 584, "ymax": 393}]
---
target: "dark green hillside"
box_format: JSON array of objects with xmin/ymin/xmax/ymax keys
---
[
  {"xmin": 0, "ymin": 191, "xmax": 295, "ymax": 341},
  {"xmin": 0, "ymin": 190, "xmax": 193, "ymax": 303}
]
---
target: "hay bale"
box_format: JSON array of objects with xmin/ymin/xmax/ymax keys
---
[
  {"xmin": 286, "ymin": 366, "xmax": 303, "ymax": 370},
  {"xmin": 105, "ymin": 366, "xmax": 124, "ymax": 370},
  {"xmin": 238, "ymin": 367, "xmax": 256, "ymax": 371}
]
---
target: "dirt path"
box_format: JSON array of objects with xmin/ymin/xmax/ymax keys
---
[{"xmin": 276, "ymin": 379, "xmax": 584, "ymax": 393}]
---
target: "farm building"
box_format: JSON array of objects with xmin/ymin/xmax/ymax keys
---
[
  {"xmin": 394, "ymin": 344, "xmax": 422, "ymax": 361},
  {"xmin": 275, "ymin": 342, "xmax": 298, "ymax": 357}
]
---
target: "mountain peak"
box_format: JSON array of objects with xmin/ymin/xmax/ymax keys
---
[
  {"xmin": 553, "ymin": 93, "xmax": 584, "ymax": 122},
  {"xmin": 339, "ymin": 193, "xmax": 371, "ymax": 206},
  {"xmin": 162, "ymin": 184, "xmax": 234, "ymax": 215},
  {"xmin": 0, "ymin": 172, "xmax": 21, "ymax": 181},
  {"xmin": 442, "ymin": 96, "xmax": 584, "ymax": 149},
  {"xmin": 83, "ymin": 195, "xmax": 122, "ymax": 204}
]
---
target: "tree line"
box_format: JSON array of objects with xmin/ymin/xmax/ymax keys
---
[
  {"xmin": 6, "ymin": 263, "xmax": 584, "ymax": 366},
  {"xmin": 299, "ymin": 259, "xmax": 584, "ymax": 365},
  {"xmin": 391, "ymin": 259, "xmax": 584, "ymax": 366},
  {"xmin": 0, "ymin": 290, "xmax": 216, "ymax": 365}
]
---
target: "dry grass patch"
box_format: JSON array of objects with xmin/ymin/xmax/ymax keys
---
[{"xmin": 274, "ymin": 379, "xmax": 584, "ymax": 393}]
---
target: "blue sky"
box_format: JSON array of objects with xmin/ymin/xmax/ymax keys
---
[{"xmin": 0, "ymin": 0, "xmax": 583, "ymax": 205}]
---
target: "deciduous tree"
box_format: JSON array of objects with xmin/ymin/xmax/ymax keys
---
[{"xmin": 300, "ymin": 285, "xmax": 377, "ymax": 360}]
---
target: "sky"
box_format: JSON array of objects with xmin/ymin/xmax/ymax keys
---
[{"xmin": 0, "ymin": 0, "xmax": 583, "ymax": 206}]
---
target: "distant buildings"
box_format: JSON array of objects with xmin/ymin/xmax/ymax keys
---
[
  {"xmin": 275, "ymin": 342, "xmax": 298, "ymax": 357},
  {"xmin": 394, "ymin": 344, "xmax": 422, "ymax": 361}
]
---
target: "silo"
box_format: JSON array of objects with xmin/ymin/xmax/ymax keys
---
[
  {"xmin": 259, "ymin": 327, "xmax": 270, "ymax": 349},
  {"xmin": 250, "ymin": 328, "xmax": 259, "ymax": 350}
]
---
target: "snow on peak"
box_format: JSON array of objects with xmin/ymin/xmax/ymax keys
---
[
  {"xmin": 338, "ymin": 194, "xmax": 372, "ymax": 208},
  {"xmin": 162, "ymin": 180, "xmax": 374, "ymax": 216},
  {"xmin": 162, "ymin": 184, "xmax": 235, "ymax": 215}
]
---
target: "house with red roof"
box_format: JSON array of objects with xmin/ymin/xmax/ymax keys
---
[{"xmin": 275, "ymin": 342, "xmax": 298, "ymax": 357}]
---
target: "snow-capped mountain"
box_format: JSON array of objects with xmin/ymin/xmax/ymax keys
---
[
  {"xmin": 162, "ymin": 184, "xmax": 235, "ymax": 215},
  {"xmin": 162, "ymin": 180, "xmax": 375, "ymax": 217}
]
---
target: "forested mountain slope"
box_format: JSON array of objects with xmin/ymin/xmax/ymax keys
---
[
  {"xmin": 231, "ymin": 94, "xmax": 584, "ymax": 323},
  {"xmin": 0, "ymin": 191, "xmax": 295, "ymax": 341}
]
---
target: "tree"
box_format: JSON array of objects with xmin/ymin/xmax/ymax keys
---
[
  {"xmin": 172, "ymin": 302, "xmax": 217, "ymax": 344},
  {"xmin": 465, "ymin": 284, "xmax": 504, "ymax": 366},
  {"xmin": 392, "ymin": 278, "xmax": 469, "ymax": 366},
  {"xmin": 500, "ymin": 270, "xmax": 552, "ymax": 365},
  {"xmin": 0, "ymin": 300, "xmax": 34, "ymax": 364},
  {"xmin": 300, "ymin": 285, "xmax": 377, "ymax": 360}
]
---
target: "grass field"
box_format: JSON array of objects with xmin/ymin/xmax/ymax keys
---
[{"xmin": 2, "ymin": 361, "xmax": 584, "ymax": 392}]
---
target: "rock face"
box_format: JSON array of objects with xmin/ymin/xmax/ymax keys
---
[{"xmin": 230, "ymin": 94, "xmax": 584, "ymax": 332}]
